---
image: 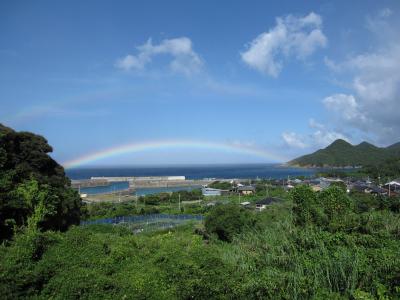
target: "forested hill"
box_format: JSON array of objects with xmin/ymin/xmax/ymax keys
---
[{"xmin": 288, "ymin": 139, "xmax": 400, "ymax": 167}]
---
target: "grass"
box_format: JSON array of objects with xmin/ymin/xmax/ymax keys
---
[{"xmin": 2, "ymin": 188, "xmax": 400, "ymax": 299}]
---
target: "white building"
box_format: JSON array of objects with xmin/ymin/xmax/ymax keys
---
[{"xmin": 202, "ymin": 187, "xmax": 222, "ymax": 196}]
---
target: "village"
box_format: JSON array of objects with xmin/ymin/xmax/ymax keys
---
[{"xmin": 200, "ymin": 175, "xmax": 400, "ymax": 211}]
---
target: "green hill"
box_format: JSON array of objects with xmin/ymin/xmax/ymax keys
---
[{"xmin": 288, "ymin": 139, "xmax": 400, "ymax": 167}]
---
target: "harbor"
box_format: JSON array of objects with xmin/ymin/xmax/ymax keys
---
[{"xmin": 71, "ymin": 175, "xmax": 214, "ymax": 201}]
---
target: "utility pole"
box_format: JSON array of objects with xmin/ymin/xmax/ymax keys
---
[
  {"xmin": 265, "ymin": 183, "xmax": 269, "ymax": 197},
  {"xmin": 178, "ymin": 194, "xmax": 181, "ymax": 211}
]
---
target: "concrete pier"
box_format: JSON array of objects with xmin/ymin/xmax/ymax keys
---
[{"xmin": 72, "ymin": 176, "xmax": 214, "ymax": 189}]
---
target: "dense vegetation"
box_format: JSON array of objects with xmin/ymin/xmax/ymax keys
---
[
  {"xmin": 2, "ymin": 125, "xmax": 400, "ymax": 299},
  {"xmin": 204, "ymin": 204, "xmax": 255, "ymax": 242},
  {"xmin": 2, "ymin": 184, "xmax": 400, "ymax": 299},
  {"xmin": 289, "ymin": 139, "xmax": 400, "ymax": 167},
  {"xmin": 363, "ymin": 158, "xmax": 400, "ymax": 182},
  {"xmin": 207, "ymin": 181, "xmax": 233, "ymax": 190},
  {"xmin": 0, "ymin": 124, "xmax": 81, "ymax": 241},
  {"xmin": 82, "ymin": 189, "xmax": 204, "ymax": 220}
]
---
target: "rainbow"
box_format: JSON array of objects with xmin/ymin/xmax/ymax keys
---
[{"xmin": 62, "ymin": 140, "xmax": 288, "ymax": 169}]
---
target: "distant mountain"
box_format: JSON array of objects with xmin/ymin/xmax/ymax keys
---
[
  {"xmin": 386, "ymin": 142, "xmax": 400, "ymax": 156},
  {"xmin": 288, "ymin": 139, "xmax": 400, "ymax": 167}
]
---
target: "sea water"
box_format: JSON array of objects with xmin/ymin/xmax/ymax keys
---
[
  {"xmin": 68, "ymin": 164, "xmax": 324, "ymax": 195},
  {"xmin": 67, "ymin": 163, "xmax": 319, "ymax": 180}
]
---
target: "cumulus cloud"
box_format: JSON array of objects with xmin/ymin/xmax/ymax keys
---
[
  {"xmin": 379, "ymin": 8, "xmax": 393, "ymax": 18},
  {"xmin": 282, "ymin": 132, "xmax": 308, "ymax": 148},
  {"xmin": 282, "ymin": 120, "xmax": 347, "ymax": 150},
  {"xmin": 323, "ymin": 94, "xmax": 368, "ymax": 125},
  {"xmin": 115, "ymin": 37, "xmax": 203, "ymax": 75},
  {"xmin": 308, "ymin": 118, "xmax": 325, "ymax": 130},
  {"xmin": 241, "ymin": 12, "xmax": 327, "ymax": 77},
  {"xmin": 324, "ymin": 21, "xmax": 400, "ymax": 144},
  {"xmin": 281, "ymin": 8, "xmax": 400, "ymax": 150}
]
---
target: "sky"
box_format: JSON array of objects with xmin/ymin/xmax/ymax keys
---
[{"xmin": 1, "ymin": 0, "xmax": 400, "ymax": 167}]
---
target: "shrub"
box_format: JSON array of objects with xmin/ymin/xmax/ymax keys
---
[
  {"xmin": 205, "ymin": 204, "xmax": 255, "ymax": 242},
  {"xmin": 290, "ymin": 185, "xmax": 322, "ymax": 226}
]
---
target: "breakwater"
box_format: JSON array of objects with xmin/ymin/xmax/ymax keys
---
[{"xmin": 73, "ymin": 176, "xmax": 213, "ymax": 190}]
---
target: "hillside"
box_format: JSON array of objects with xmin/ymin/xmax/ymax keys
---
[{"xmin": 288, "ymin": 139, "xmax": 400, "ymax": 167}]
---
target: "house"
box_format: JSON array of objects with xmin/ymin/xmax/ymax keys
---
[
  {"xmin": 351, "ymin": 184, "xmax": 370, "ymax": 193},
  {"xmin": 291, "ymin": 178, "xmax": 303, "ymax": 184},
  {"xmin": 237, "ymin": 185, "xmax": 256, "ymax": 195},
  {"xmin": 283, "ymin": 184, "xmax": 294, "ymax": 191},
  {"xmin": 319, "ymin": 177, "xmax": 344, "ymax": 190},
  {"xmin": 384, "ymin": 179, "xmax": 400, "ymax": 192},
  {"xmin": 202, "ymin": 187, "xmax": 222, "ymax": 196},
  {"xmin": 255, "ymin": 197, "xmax": 282, "ymax": 211},
  {"xmin": 365, "ymin": 186, "xmax": 387, "ymax": 196},
  {"xmin": 240, "ymin": 201, "xmax": 251, "ymax": 207},
  {"xmin": 311, "ymin": 185, "xmax": 322, "ymax": 192}
]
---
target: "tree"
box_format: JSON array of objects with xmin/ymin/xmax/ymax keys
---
[
  {"xmin": 319, "ymin": 186, "xmax": 352, "ymax": 221},
  {"xmin": 318, "ymin": 186, "xmax": 353, "ymax": 231},
  {"xmin": 205, "ymin": 204, "xmax": 255, "ymax": 242},
  {"xmin": 0, "ymin": 124, "xmax": 81, "ymax": 241},
  {"xmin": 290, "ymin": 185, "xmax": 321, "ymax": 226}
]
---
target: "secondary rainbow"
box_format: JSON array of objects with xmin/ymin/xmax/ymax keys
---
[{"xmin": 62, "ymin": 140, "xmax": 288, "ymax": 169}]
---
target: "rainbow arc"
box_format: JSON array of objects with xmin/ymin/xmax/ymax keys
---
[{"xmin": 62, "ymin": 140, "xmax": 287, "ymax": 169}]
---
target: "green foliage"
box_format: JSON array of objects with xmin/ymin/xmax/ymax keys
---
[
  {"xmin": 138, "ymin": 189, "xmax": 203, "ymax": 206},
  {"xmin": 363, "ymin": 157, "xmax": 400, "ymax": 181},
  {"xmin": 330, "ymin": 181, "xmax": 347, "ymax": 191},
  {"xmin": 84, "ymin": 201, "xmax": 138, "ymax": 220},
  {"xmin": 0, "ymin": 124, "xmax": 81, "ymax": 241},
  {"xmin": 290, "ymin": 185, "xmax": 322, "ymax": 226},
  {"xmin": 2, "ymin": 124, "xmax": 400, "ymax": 298},
  {"xmin": 1, "ymin": 190, "xmax": 400, "ymax": 299},
  {"xmin": 289, "ymin": 139, "xmax": 400, "ymax": 167},
  {"xmin": 208, "ymin": 181, "xmax": 232, "ymax": 190},
  {"xmin": 205, "ymin": 204, "xmax": 255, "ymax": 242},
  {"xmin": 0, "ymin": 226, "xmax": 238, "ymax": 299},
  {"xmin": 319, "ymin": 186, "xmax": 352, "ymax": 224},
  {"xmin": 317, "ymin": 170, "xmax": 349, "ymax": 178}
]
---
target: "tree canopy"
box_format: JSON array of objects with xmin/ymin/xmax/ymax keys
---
[{"xmin": 0, "ymin": 124, "xmax": 81, "ymax": 241}]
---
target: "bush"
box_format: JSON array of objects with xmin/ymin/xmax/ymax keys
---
[
  {"xmin": 290, "ymin": 185, "xmax": 321, "ymax": 226},
  {"xmin": 205, "ymin": 204, "xmax": 255, "ymax": 242}
]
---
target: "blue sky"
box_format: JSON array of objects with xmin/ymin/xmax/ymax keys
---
[{"xmin": 1, "ymin": 1, "xmax": 400, "ymax": 166}]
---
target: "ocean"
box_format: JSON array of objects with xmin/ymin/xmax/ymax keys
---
[{"xmin": 66, "ymin": 163, "xmax": 319, "ymax": 180}]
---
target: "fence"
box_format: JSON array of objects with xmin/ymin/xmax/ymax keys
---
[{"xmin": 80, "ymin": 214, "xmax": 204, "ymax": 229}]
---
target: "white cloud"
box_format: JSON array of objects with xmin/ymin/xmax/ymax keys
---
[
  {"xmin": 310, "ymin": 129, "xmax": 347, "ymax": 147},
  {"xmin": 282, "ymin": 8, "xmax": 400, "ymax": 150},
  {"xmin": 323, "ymin": 94, "xmax": 367, "ymax": 124},
  {"xmin": 379, "ymin": 8, "xmax": 392, "ymax": 18},
  {"xmin": 115, "ymin": 37, "xmax": 203, "ymax": 75},
  {"xmin": 324, "ymin": 47, "xmax": 400, "ymax": 143},
  {"xmin": 308, "ymin": 118, "xmax": 325, "ymax": 130},
  {"xmin": 282, "ymin": 119, "xmax": 348, "ymax": 149},
  {"xmin": 241, "ymin": 12, "xmax": 327, "ymax": 77},
  {"xmin": 322, "ymin": 8, "xmax": 400, "ymax": 145},
  {"xmin": 282, "ymin": 132, "xmax": 308, "ymax": 148},
  {"xmin": 115, "ymin": 54, "xmax": 149, "ymax": 70}
]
